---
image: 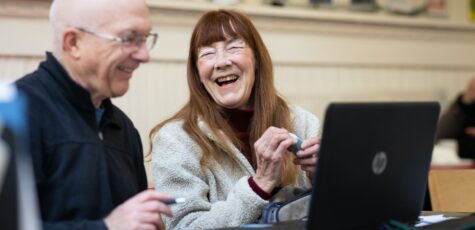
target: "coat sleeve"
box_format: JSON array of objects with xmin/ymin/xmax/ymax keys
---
[
  {"xmin": 437, "ymin": 95, "xmax": 475, "ymax": 159},
  {"xmin": 132, "ymin": 127, "xmax": 147, "ymax": 190},
  {"xmin": 437, "ymin": 95, "xmax": 468, "ymax": 139},
  {"xmin": 290, "ymin": 105, "xmax": 320, "ymax": 140},
  {"xmin": 17, "ymin": 83, "xmax": 109, "ymax": 230},
  {"xmin": 151, "ymin": 122, "xmax": 268, "ymax": 229},
  {"xmin": 43, "ymin": 220, "xmax": 106, "ymax": 230}
]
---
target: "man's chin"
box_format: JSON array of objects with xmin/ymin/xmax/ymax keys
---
[{"xmin": 110, "ymin": 87, "xmax": 129, "ymax": 98}]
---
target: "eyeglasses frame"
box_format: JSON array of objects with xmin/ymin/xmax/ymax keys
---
[{"xmin": 76, "ymin": 27, "xmax": 158, "ymax": 51}]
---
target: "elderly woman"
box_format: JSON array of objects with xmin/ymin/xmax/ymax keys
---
[{"xmin": 150, "ymin": 9, "xmax": 320, "ymax": 229}]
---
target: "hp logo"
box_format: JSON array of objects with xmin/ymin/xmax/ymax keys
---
[{"xmin": 372, "ymin": 151, "xmax": 387, "ymax": 175}]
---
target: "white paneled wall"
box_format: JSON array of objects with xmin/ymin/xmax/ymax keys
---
[
  {"xmin": 0, "ymin": 57, "xmax": 42, "ymax": 83},
  {"xmin": 2, "ymin": 0, "xmax": 475, "ymax": 179},
  {"xmin": 113, "ymin": 61, "xmax": 189, "ymax": 152},
  {"xmin": 274, "ymin": 65, "xmax": 473, "ymax": 122}
]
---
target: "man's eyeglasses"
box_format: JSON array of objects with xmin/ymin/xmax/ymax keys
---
[{"xmin": 77, "ymin": 27, "xmax": 158, "ymax": 51}]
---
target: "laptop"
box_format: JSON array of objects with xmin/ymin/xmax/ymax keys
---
[{"xmin": 307, "ymin": 102, "xmax": 440, "ymax": 229}]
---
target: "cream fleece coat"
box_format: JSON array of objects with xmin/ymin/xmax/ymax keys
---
[{"xmin": 152, "ymin": 105, "xmax": 319, "ymax": 229}]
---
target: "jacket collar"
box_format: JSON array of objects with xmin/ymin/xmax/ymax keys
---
[
  {"xmin": 41, "ymin": 52, "xmax": 96, "ymax": 112},
  {"xmin": 40, "ymin": 52, "xmax": 120, "ymax": 128},
  {"xmin": 197, "ymin": 117, "xmax": 255, "ymax": 174}
]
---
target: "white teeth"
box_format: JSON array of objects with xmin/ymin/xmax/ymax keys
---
[
  {"xmin": 216, "ymin": 75, "xmax": 238, "ymax": 83},
  {"xmin": 118, "ymin": 66, "xmax": 134, "ymax": 73}
]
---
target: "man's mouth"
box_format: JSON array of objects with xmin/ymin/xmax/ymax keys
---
[
  {"xmin": 118, "ymin": 66, "xmax": 136, "ymax": 74},
  {"xmin": 215, "ymin": 75, "xmax": 239, "ymax": 87}
]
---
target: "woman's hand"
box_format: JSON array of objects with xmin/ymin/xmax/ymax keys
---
[
  {"xmin": 293, "ymin": 137, "xmax": 320, "ymax": 179},
  {"xmin": 253, "ymin": 127, "xmax": 294, "ymax": 193}
]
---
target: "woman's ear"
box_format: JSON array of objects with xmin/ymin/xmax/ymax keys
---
[{"xmin": 62, "ymin": 28, "xmax": 81, "ymax": 59}]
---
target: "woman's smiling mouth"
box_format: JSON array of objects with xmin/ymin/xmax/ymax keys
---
[{"xmin": 215, "ymin": 75, "xmax": 239, "ymax": 86}]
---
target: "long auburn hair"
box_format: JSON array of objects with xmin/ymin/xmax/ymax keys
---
[{"xmin": 149, "ymin": 9, "xmax": 299, "ymax": 186}]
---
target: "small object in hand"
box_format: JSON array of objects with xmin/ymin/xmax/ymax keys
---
[
  {"xmin": 288, "ymin": 133, "xmax": 303, "ymax": 154},
  {"xmin": 162, "ymin": 197, "xmax": 186, "ymax": 205}
]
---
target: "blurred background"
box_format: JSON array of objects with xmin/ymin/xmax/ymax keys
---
[{"xmin": 1, "ymin": 0, "xmax": 475, "ymax": 176}]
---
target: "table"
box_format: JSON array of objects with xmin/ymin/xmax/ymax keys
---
[{"xmin": 214, "ymin": 212, "xmax": 472, "ymax": 230}]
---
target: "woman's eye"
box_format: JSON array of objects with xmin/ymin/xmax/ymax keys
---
[
  {"xmin": 199, "ymin": 52, "xmax": 214, "ymax": 58},
  {"xmin": 227, "ymin": 46, "xmax": 243, "ymax": 52}
]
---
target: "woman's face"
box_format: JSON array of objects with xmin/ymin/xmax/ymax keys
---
[{"xmin": 196, "ymin": 38, "xmax": 255, "ymax": 110}]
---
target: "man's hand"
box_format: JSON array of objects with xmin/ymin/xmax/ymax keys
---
[
  {"xmin": 104, "ymin": 190, "xmax": 173, "ymax": 230},
  {"xmin": 465, "ymin": 127, "xmax": 475, "ymax": 138},
  {"xmin": 462, "ymin": 77, "xmax": 475, "ymax": 105}
]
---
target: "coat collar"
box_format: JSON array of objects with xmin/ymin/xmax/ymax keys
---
[
  {"xmin": 40, "ymin": 52, "xmax": 120, "ymax": 128},
  {"xmin": 197, "ymin": 117, "xmax": 255, "ymax": 175}
]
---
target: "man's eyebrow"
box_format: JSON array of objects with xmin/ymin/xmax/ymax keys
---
[{"xmin": 120, "ymin": 29, "xmax": 149, "ymax": 36}]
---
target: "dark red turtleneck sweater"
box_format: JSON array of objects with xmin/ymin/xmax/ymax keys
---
[
  {"xmin": 224, "ymin": 108, "xmax": 274, "ymax": 200},
  {"xmin": 225, "ymin": 108, "xmax": 255, "ymax": 168}
]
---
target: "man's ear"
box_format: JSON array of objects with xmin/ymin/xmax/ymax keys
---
[{"xmin": 62, "ymin": 28, "xmax": 81, "ymax": 59}]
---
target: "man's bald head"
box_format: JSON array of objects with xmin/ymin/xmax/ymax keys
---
[
  {"xmin": 49, "ymin": 0, "xmax": 151, "ymax": 56},
  {"xmin": 48, "ymin": 0, "xmax": 153, "ymax": 105}
]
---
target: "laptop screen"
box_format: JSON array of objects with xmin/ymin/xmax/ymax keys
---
[{"xmin": 307, "ymin": 102, "xmax": 440, "ymax": 229}]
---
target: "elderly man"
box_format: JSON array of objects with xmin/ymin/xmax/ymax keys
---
[{"xmin": 15, "ymin": 0, "xmax": 172, "ymax": 229}]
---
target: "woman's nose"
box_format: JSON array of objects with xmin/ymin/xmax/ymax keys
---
[{"xmin": 214, "ymin": 51, "xmax": 231, "ymax": 70}]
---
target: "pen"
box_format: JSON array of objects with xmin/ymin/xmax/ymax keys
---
[{"xmin": 161, "ymin": 197, "xmax": 186, "ymax": 205}]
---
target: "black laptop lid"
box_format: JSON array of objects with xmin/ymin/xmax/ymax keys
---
[{"xmin": 307, "ymin": 102, "xmax": 440, "ymax": 230}]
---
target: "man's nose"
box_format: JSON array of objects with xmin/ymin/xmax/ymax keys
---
[{"xmin": 132, "ymin": 42, "xmax": 150, "ymax": 63}]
